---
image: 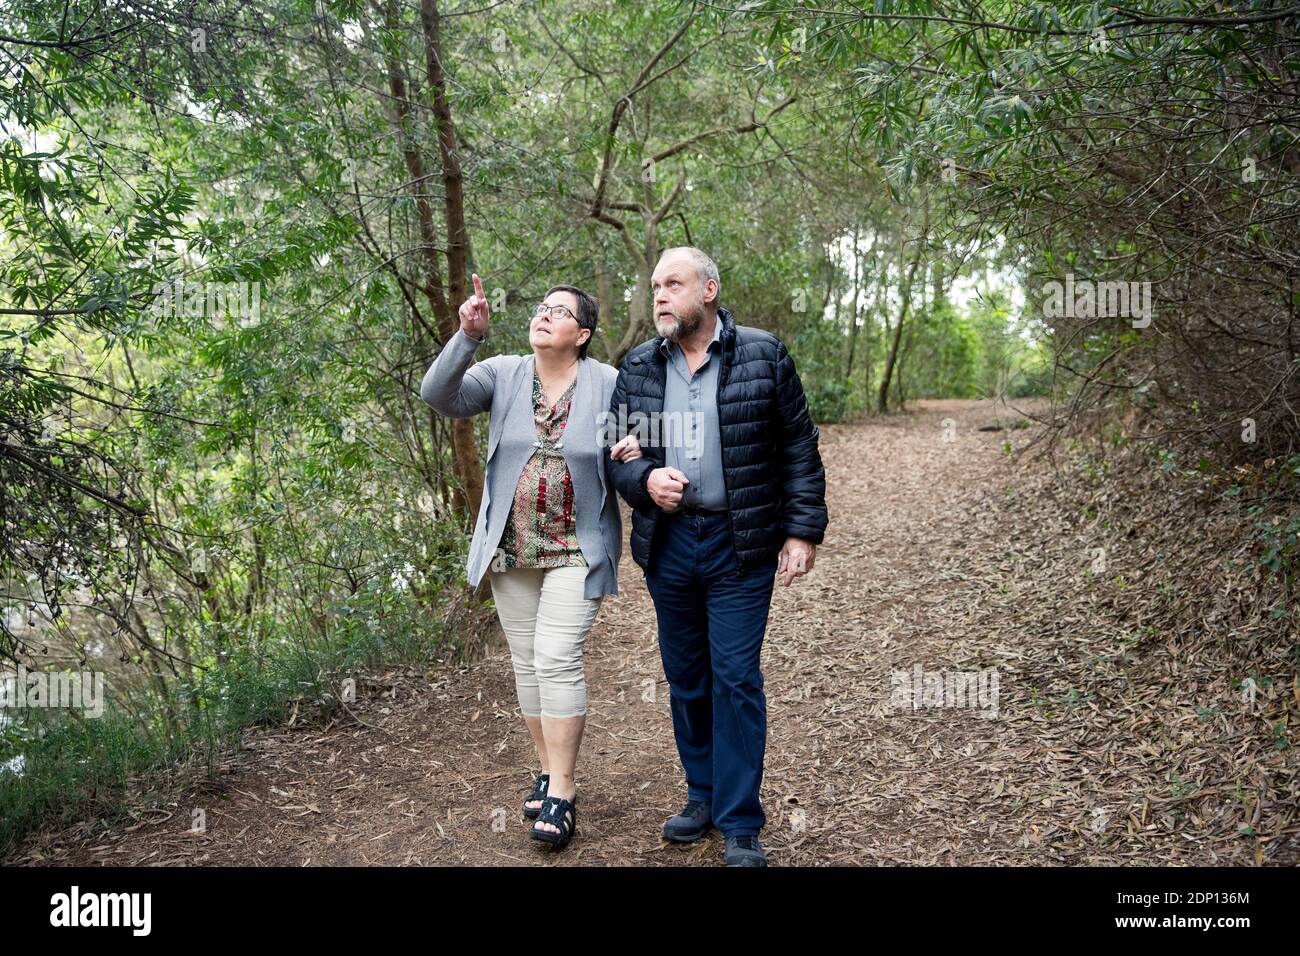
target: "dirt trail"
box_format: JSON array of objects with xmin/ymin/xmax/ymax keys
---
[{"xmin": 15, "ymin": 400, "xmax": 1297, "ymax": 866}]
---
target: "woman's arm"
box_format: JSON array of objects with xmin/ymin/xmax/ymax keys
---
[
  {"xmin": 419, "ymin": 328, "xmax": 499, "ymax": 418},
  {"xmin": 420, "ymin": 273, "xmax": 499, "ymax": 418},
  {"xmin": 607, "ymin": 364, "xmax": 656, "ymax": 511}
]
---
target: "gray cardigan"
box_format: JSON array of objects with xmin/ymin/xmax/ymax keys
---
[{"xmin": 418, "ymin": 328, "xmax": 623, "ymax": 600}]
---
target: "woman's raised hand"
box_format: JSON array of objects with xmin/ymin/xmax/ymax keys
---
[{"xmin": 459, "ymin": 273, "xmax": 490, "ymax": 338}]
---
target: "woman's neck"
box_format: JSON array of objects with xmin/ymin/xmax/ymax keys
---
[{"xmin": 534, "ymin": 349, "xmax": 579, "ymax": 381}]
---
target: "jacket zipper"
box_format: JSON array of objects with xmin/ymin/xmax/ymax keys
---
[
  {"xmin": 715, "ymin": 313, "xmax": 740, "ymax": 565},
  {"xmin": 648, "ymin": 311, "xmax": 739, "ymax": 567}
]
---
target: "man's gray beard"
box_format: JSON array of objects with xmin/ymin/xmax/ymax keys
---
[{"xmin": 660, "ymin": 300, "xmax": 706, "ymax": 342}]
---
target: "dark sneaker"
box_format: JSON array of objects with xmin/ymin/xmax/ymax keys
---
[
  {"xmin": 662, "ymin": 799, "xmax": 713, "ymax": 842},
  {"xmin": 724, "ymin": 835, "xmax": 768, "ymax": 867}
]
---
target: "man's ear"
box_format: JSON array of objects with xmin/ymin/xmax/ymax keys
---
[{"xmin": 704, "ymin": 280, "xmax": 719, "ymax": 306}]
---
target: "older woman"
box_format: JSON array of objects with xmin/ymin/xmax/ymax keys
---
[{"xmin": 419, "ymin": 274, "xmax": 639, "ymax": 850}]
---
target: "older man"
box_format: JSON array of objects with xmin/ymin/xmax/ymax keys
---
[{"xmin": 607, "ymin": 247, "xmax": 828, "ymax": 866}]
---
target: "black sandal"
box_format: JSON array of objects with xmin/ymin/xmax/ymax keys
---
[
  {"xmin": 529, "ymin": 795, "xmax": 577, "ymax": 849},
  {"xmin": 522, "ymin": 773, "xmax": 550, "ymax": 820}
]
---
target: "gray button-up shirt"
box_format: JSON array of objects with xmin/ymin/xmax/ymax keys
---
[{"xmin": 659, "ymin": 314, "xmax": 727, "ymax": 509}]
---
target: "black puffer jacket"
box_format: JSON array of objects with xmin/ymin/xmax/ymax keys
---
[{"xmin": 608, "ymin": 307, "xmax": 828, "ymax": 571}]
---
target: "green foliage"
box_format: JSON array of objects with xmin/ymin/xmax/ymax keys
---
[
  {"xmin": 899, "ymin": 299, "xmax": 981, "ymax": 400},
  {"xmin": 4, "ymin": 0, "xmax": 1296, "ymax": 856},
  {"xmin": 1244, "ymin": 456, "xmax": 1300, "ymax": 579}
]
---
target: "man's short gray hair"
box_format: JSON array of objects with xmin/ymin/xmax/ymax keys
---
[{"xmin": 662, "ymin": 246, "xmax": 721, "ymax": 300}]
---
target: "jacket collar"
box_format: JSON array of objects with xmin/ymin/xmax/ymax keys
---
[{"xmin": 652, "ymin": 306, "xmax": 736, "ymax": 364}]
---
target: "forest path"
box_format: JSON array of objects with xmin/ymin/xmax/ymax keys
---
[{"xmin": 16, "ymin": 399, "xmax": 1291, "ymax": 866}]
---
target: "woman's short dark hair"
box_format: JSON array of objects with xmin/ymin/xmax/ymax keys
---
[{"xmin": 546, "ymin": 284, "xmax": 598, "ymax": 360}]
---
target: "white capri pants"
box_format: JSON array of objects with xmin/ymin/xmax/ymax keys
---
[{"xmin": 488, "ymin": 565, "xmax": 602, "ymax": 719}]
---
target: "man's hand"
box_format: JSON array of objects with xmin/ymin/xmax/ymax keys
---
[
  {"xmin": 647, "ymin": 467, "xmax": 689, "ymax": 512},
  {"xmin": 609, "ymin": 433, "xmax": 643, "ymax": 463},
  {"xmin": 778, "ymin": 536, "xmax": 816, "ymax": 586},
  {"xmin": 458, "ymin": 273, "xmax": 490, "ymax": 339}
]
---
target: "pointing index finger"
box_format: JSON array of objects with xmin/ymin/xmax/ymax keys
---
[{"xmin": 472, "ymin": 273, "xmax": 485, "ymax": 302}]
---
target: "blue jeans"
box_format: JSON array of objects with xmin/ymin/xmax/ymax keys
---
[{"xmin": 644, "ymin": 511, "xmax": 778, "ymax": 836}]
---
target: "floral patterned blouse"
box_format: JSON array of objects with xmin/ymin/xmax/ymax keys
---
[{"xmin": 497, "ymin": 371, "xmax": 587, "ymax": 569}]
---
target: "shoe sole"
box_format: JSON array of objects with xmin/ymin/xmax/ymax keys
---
[{"xmin": 530, "ymin": 825, "xmax": 575, "ymax": 849}]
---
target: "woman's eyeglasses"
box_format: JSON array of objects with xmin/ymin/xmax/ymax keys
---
[{"xmin": 533, "ymin": 303, "xmax": 577, "ymax": 322}]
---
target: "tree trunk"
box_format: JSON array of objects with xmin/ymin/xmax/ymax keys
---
[
  {"xmin": 609, "ymin": 222, "xmax": 660, "ymax": 367},
  {"xmin": 598, "ymin": 173, "xmax": 687, "ymax": 366},
  {"xmin": 845, "ymin": 225, "xmax": 862, "ymax": 378},
  {"xmin": 591, "ymin": 231, "xmax": 615, "ymax": 361},
  {"xmin": 416, "ymin": 0, "xmax": 483, "ymax": 516},
  {"xmin": 878, "ymin": 233, "xmax": 923, "ymax": 414}
]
